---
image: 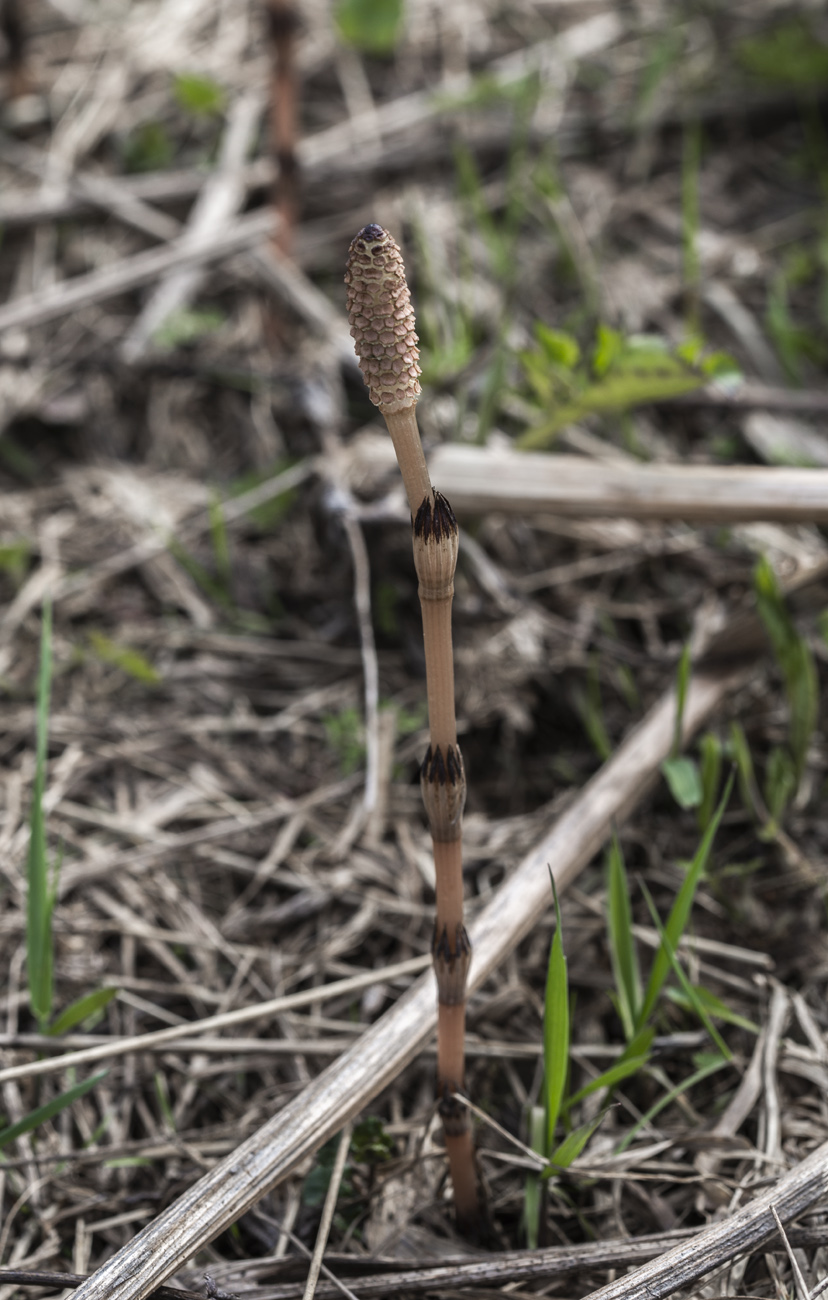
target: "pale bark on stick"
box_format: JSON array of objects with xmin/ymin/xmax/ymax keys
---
[
  {"xmin": 349, "ymin": 438, "xmax": 828, "ymax": 523},
  {"xmin": 427, "ymin": 445, "xmax": 828, "ymax": 523},
  {"xmin": 580, "ymin": 1138, "xmax": 828, "ymax": 1300},
  {"xmin": 0, "ymin": 209, "xmax": 274, "ymax": 336},
  {"xmin": 69, "ymin": 649, "xmax": 753, "ymax": 1300},
  {"xmin": 121, "ymin": 92, "xmax": 263, "ymax": 363}
]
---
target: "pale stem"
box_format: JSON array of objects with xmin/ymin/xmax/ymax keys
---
[
  {"xmin": 446, "ymin": 1130, "xmax": 479, "ymax": 1229},
  {"xmin": 383, "ymin": 406, "xmax": 433, "ymax": 517},
  {"xmin": 438, "ymin": 1001, "xmax": 467, "ymax": 1095},
  {"xmin": 432, "ymin": 838, "xmax": 465, "ymax": 936},
  {"xmin": 420, "ymin": 600, "xmax": 457, "ymax": 752}
]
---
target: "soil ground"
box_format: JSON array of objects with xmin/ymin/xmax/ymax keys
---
[{"xmin": 2, "ymin": 2, "xmax": 828, "ymax": 1298}]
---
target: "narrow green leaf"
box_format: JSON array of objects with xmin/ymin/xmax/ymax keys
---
[
  {"xmin": 619, "ymin": 1025, "xmax": 656, "ymax": 1064},
  {"xmin": 173, "ymin": 72, "xmax": 226, "ymax": 117},
  {"xmin": 567, "ymin": 1055, "xmax": 651, "ymax": 1110},
  {"xmin": 335, "ymin": 0, "xmax": 403, "ymax": 55},
  {"xmin": 661, "ymin": 756, "xmax": 703, "ymax": 809},
  {"xmin": 697, "ymin": 732, "xmax": 722, "ymax": 831},
  {"xmin": 636, "ymin": 773, "xmax": 733, "ymax": 1033},
  {"xmin": 764, "ymin": 745, "xmax": 796, "ymax": 827},
  {"xmin": 729, "ymin": 722, "xmax": 759, "ymax": 816},
  {"xmin": 606, "ymin": 836, "xmax": 641, "ymax": 1041},
  {"xmin": 0, "ymin": 1070, "xmax": 107, "ymax": 1149},
  {"xmin": 672, "ymin": 643, "xmax": 692, "ymax": 758},
  {"xmin": 48, "ymin": 988, "xmax": 119, "ymax": 1037},
  {"xmin": 88, "ymin": 631, "xmax": 161, "ymax": 685},
  {"xmin": 546, "ymin": 1114, "xmax": 604, "ymax": 1173},
  {"xmin": 27, "ymin": 599, "xmax": 53, "ymax": 1028},
  {"xmin": 524, "ymin": 1104, "xmax": 546, "ymax": 1248},
  {"xmin": 754, "ymin": 555, "xmax": 818, "ymax": 784},
  {"xmin": 615, "ymin": 1054, "xmax": 728, "ymax": 1154},
  {"xmin": 666, "ymin": 985, "xmax": 759, "ymax": 1035},
  {"xmin": 543, "ymin": 873, "xmax": 569, "ymax": 1155},
  {"xmin": 639, "ymin": 881, "xmax": 731, "ymax": 1061},
  {"xmin": 209, "ymin": 496, "xmax": 232, "ymax": 592}
]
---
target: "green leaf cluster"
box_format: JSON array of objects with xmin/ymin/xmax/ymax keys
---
[
  {"xmin": 335, "ymin": 0, "xmax": 403, "ymax": 56},
  {"xmin": 738, "ymin": 20, "xmax": 828, "ymax": 88},
  {"xmin": 527, "ymin": 782, "xmax": 738, "ymax": 1242},
  {"xmin": 519, "ymin": 325, "xmax": 738, "ymax": 449},
  {"xmin": 323, "ymin": 707, "xmax": 365, "ymax": 775},
  {"xmin": 173, "ymin": 72, "xmax": 226, "ymax": 118}
]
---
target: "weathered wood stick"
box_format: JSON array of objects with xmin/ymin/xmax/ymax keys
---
[
  {"xmin": 348, "ymin": 438, "xmax": 828, "ymax": 523},
  {"xmin": 428, "ymin": 445, "xmax": 828, "ymax": 522}
]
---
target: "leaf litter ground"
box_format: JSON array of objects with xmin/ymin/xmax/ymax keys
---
[{"xmin": 2, "ymin": 1, "xmax": 828, "ymax": 1297}]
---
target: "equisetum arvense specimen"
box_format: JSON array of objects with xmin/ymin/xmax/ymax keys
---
[{"xmin": 345, "ymin": 224, "xmax": 480, "ymax": 1230}]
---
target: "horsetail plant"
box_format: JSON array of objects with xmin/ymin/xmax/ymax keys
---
[{"xmin": 345, "ymin": 225, "xmax": 480, "ymax": 1232}]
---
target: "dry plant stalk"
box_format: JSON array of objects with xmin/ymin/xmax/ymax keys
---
[
  {"xmin": 266, "ymin": 0, "xmax": 300, "ymax": 256},
  {"xmin": 345, "ymin": 224, "xmax": 479, "ymax": 1230}
]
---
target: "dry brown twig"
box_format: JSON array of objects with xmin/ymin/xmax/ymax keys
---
[{"xmin": 344, "ymin": 223, "xmax": 480, "ymax": 1231}]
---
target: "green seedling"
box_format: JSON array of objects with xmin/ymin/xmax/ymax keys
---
[
  {"xmin": 88, "ymin": 630, "xmax": 161, "ymax": 686},
  {"xmin": 633, "ymin": 774, "xmax": 733, "ymax": 1034},
  {"xmin": 27, "ymin": 599, "xmax": 57, "ymax": 1030},
  {"xmin": 697, "ymin": 732, "xmax": 723, "ymax": 831},
  {"xmin": 123, "ymin": 121, "xmax": 173, "ymax": 173},
  {"xmin": 303, "ymin": 1117, "xmax": 393, "ymax": 1236},
  {"xmin": 153, "ymin": 306, "xmax": 225, "ymax": 350},
  {"xmin": 335, "ymin": 0, "xmax": 403, "ymax": 55},
  {"xmin": 47, "ymin": 987, "xmax": 119, "ymax": 1036},
  {"xmin": 173, "ymin": 72, "xmax": 226, "ymax": 118},
  {"xmin": 525, "ymin": 873, "xmax": 645, "ymax": 1247},
  {"xmin": 682, "ymin": 119, "xmax": 702, "ymax": 335},
  {"xmin": 574, "ymin": 653, "xmax": 612, "ymax": 761},
  {"xmin": 0, "ymin": 539, "xmax": 31, "ymax": 586},
  {"xmin": 738, "ymin": 18, "xmax": 828, "ymax": 89},
  {"xmin": 754, "ymin": 555, "xmax": 818, "ymax": 791},
  {"xmin": 209, "ymin": 496, "xmax": 232, "ymax": 594},
  {"xmin": 0, "ymin": 1070, "xmax": 108, "ymax": 1151},
  {"xmin": 661, "ymin": 643, "xmax": 704, "ymax": 810},
  {"xmin": 323, "ymin": 707, "xmax": 365, "ymax": 775},
  {"xmin": 518, "ymin": 325, "xmax": 738, "ymax": 449},
  {"xmin": 600, "ymin": 779, "xmax": 743, "ymax": 1157}
]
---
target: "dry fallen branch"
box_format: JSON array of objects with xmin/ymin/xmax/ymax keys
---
[
  {"xmin": 0, "ymin": 208, "xmax": 274, "ymax": 336},
  {"xmin": 8, "ymin": 1225, "xmax": 828, "ymax": 1300},
  {"xmin": 581, "ymin": 1140, "xmax": 828, "ymax": 1300},
  {"xmin": 351, "ymin": 440, "xmax": 828, "ymax": 523}
]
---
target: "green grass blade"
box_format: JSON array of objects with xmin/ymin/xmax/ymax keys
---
[
  {"xmin": 543, "ymin": 872, "xmax": 570, "ymax": 1155},
  {"xmin": 754, "ymin": 556, "xmax": 818, "ymax": 784},
  {"xmin": 666, "ymin": 985, "xmax": 759, "ymax": 1035},
  {"xmin": 546, "ymin": 1115, "xmax": 604, "ymax": 1175},
  {"xmin": 672, "ymin": 642, "xmax": 692, "ymax": 758},
  {"xmin": 639, "ymin": 880, "xmax": 731, "ymax": 1061},
  {"xmin": 48, "ymin": 987, "xmax": 119, "ymax": 1037},
  {"xmin": 636, "ymin": 773, "xmax": 733, "ymax": 1033},
  {"xmin": 0, "ymin": 1070, "xmax": 107, "ymax": 1149},
  {"xmin": 27, "ymin": 598, "xmax": 54, "ymax": 1028},
  {"xmin": 615, "ymin": 1054, "xmax": 728, "ymax": 1154},
  {"xmin": 567, "ymin": 1055, "xmax": 651, "ymax": 1111},
  {"xmin": 524, "ymin": 1104, "xmax": 546, "ymax": 1249},
  {"xmin": 606, "ymin": 836, "xmax": 641, "ymax": 1041},
  {"xmin": 697, "ymin": 731, "xmax": 723, "ymax": 831}
]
